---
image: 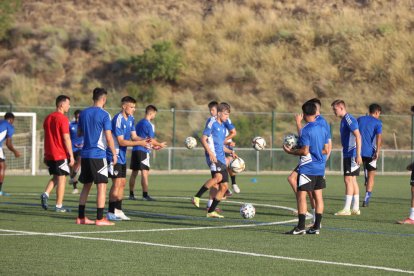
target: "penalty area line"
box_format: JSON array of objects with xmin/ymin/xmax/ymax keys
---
[{"xmin": 0, "ymin": 229, "xmax": 413, "ymax": 274}]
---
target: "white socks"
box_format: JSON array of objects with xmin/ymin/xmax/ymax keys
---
[
  {"xmin": 409, "ymin": 208, "xmax": 414, "ymax": 220},
  {"xmin": 206, "ymin": 199, "xmax": 213, "ymax": 208},
  {"xmin": 344, "ymin": 195, "xmax": 353, "ymax": 210},
  {"xmin": 352, "ymin": 195, "xmax": 360, "ymax": 211},
  {"xmin": 344, "ymin": 195, "xmax": 360, "ymax": 211}
]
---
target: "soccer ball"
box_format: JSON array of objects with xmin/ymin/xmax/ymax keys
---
[
  {"xmin": 184, "ymin": 136, "xmax": 197, "ymax": 149},
  {"xmin": 229, "ymin": 157, "xmax": 246, "ymax": 173},
  {"xmin": 283, "ymin": 133, "xmax": 299, "ymax": 149},
  {"xmin": 240, "ymin": 203, "xmax": 255, "ymax": 219},
  {"xmin": 252, "ymin": 136, "xmax": 266, "ymax": 151}
]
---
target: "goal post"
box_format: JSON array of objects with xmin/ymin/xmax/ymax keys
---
[{"xmin": 0, "ymin": 112, "xmax": 37, "ymax": 175}]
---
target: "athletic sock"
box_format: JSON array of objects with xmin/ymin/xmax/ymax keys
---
[
  {"xmin": 206, "ymin": 199, "xmax": 213, "ymax": 208},
  {"xmin": 364, "ymin": 191, "xmax": 372, "ymax": 203},
  {"xmin": 231, "ymin": 176, "xmax": 236, "ymax": 185},
  {"xmin": 195, "ymin": 186, "xmax": 208, "ymax": 198},
  {"xmin": 108, "ymin": 201, "xmax": 116, "ymax": 213},
  {"xmin": 312, "ymin": 208, "xmax": 316, "ymax": 223},
  {"xmin": 78, "ymin": 205, "xmax": 86, "ymax": 219},
  {"xmin": 298, "ymin": 214, "xmax": 306, "ymax": 230},
  {"xmin": 314, "ymin": 213, "xmax": 322, "ymax": 229},
  {"xmin": 352, "ymin": 195, "xmax": 360, "ymax": 210},
  {"xmin": 97, "ymin": 208, "xmax": 104, "ymax": 220},
  {"xmin": 116, "ymin": 200, "xmax": 122, "ymax": 210},
  {"xmin": 143, "ymin": 192, "xmax": 148, "ymax": 198},
  {"xmin": 56, "ymin": 204, "xmax": 62, "ymax": 208},
  {"xmin": 344, "ymin": 195, "xmax": 353, "ymax": 210},
  {"xmin": 409, "ymin": 208, "xmax": 414, "ymax": 220},
  {"xmin": 0, "ymin": 182, "xmax": 3, "ymax": 192},
  {"xmin": 208, "ymin": 198, "xmax": 220, "ymax": 213},
  {"xmin": 130, "ymin": 191, "xmax": 134, "ymax": 196}
]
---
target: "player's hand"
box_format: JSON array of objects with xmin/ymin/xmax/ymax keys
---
[
  {"xmin": 372, "ymin": 152, "xmax": 379, "ymax": 160},
  {"xmin": 69, "ymin": 157, "xmax": 75, "ymax": 167},
  {"xmin": 159, "ymin": 142, "xmax": 167, "ymax": 149},
  {"xmin": 210, "ymin": 154, "xmax": 217, "ymax": 164},
  {"xmin": 14, "ymin": 150, "xmax": 21, "ymax": 158},
  {"xmin": 112, "ymin": 154, "xmax": 117, "ymax": 165},
  {"xmin": 283, "ymin": 144, "xmax": 293, "ymax": 154},
  {"xmin": 356, "ymin": 155, "xmax": 362, "ymax": 165},
  {"xmin": 295, "ymin": 113, "xmax": 303, "ymax": 124},
  {"xmin": 231, "ymin": 151, "xmax": 238, "ymax": 158},
  {"xmin": 228, "ymin": 141, "xmax": 236, "ymax": 147}
]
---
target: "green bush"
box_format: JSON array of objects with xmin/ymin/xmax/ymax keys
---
[
  {"xmin": 0, "ymin": 0, "xmax": 20, "ymax": 40},
  {"xmin": 129, "ymin": 41, "xmax": 183, "ymax": 84}
]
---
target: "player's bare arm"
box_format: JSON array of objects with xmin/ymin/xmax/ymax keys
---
[
  {"xmin": 201, "ymin": 135, "xmax": 217, "ymax": 163},
  {"xmin": 353, "ymin": 129, "xmax": 362, "ymax": 165},
  {"xmin": 322, "ymin": 143, "xmax": 329, "ymax": 155},
  {"xmin": 283, "ymin": 144, "xmax": 309, "ymax": 157},
  {"xmin": 373, "ymin": 133, "xmax": 382, "ymax": 160},
  {"xmin": 5, "ymin": 137, "xmax": 21, "ymax": 158},
  {"xmin": 62, "ymin": 133, "xmax": 75, "ymax": 166},
  {"xmin": 223, "ymin": 146, "xmax": 238, "ymax": 158},
  {"xmin": 225, "ymin": 129, "xmax": 236, "ymax": 145},
  {"xmin": 105, "ymin": 130, "xmax": 117, "ymax": 165},
  {"xmin": 295, "ymin": 113, "xmax": 303, "ymax": 135}
]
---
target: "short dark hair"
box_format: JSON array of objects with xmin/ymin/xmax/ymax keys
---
[
  {"xmin": 307, "ymin": 98, "xmax": 322, "ymax": 107},
  {"xmin": 302, "ymin": 102, "xmax": 317, "ymax": 116},
  {"xmin": 74, "ymin": 109, "xmax": 81, "ymax": 117},
  {"xmin": 369, "ymin": 103, "xmax": 382, "ymax": 114},
  {"xmin": 208, "ymin": 101, "xmax": 218, "ymax": 110},
  {"xmin": 56, "ymin": 95, "xmax": 70, "ymax": 107},
  {"xmin": 145, "ymin": 105, "xmax": 158, "ymax": 114},
  {"xmin": 218, "ymin": 102, "xmax": 231, "ymax": 113},
  {"xmin": 4, "ymin": 112, "xmax": 14, "ymax": 120},
  {"xmin": 121, "ymin": 96, "xmax": 136, "ymax": 104},
  {"xmin": 92, "ymin": 87, "xmax": 107, "ymax": 101},
  {"xmin": 331, "ymin": 99, "xmax": 346, "ymax": 107}
]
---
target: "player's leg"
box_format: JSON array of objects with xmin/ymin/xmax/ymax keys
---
[
  {"xmin": 335, "ymin": 157, "xmax": 355, "ymax": 215},
  {"xmin": 287, "ymin": 169, "xmax": 298, "ymax": 194},
  {"xmin": 107, "ymin": 177, "xmax": 120, "ymax": 220},
  {"xmin": 129, "ymin": 170, "xmax": 138, "ymax": 199},
  {"xmin": 0, "ymin": 159, "xmax": 6, "ymax": 195},
  {"xmin": 363, "ymin": 158, "xmax": 376, "ymax": 207},
  {"xmin": 54, "ymin": 174, "xmax": 69, "ymax": 212},
  {"xmin": 207, "ymin": 167, "xmax": 226, "ymax": 218},
  {"xmin": 70, "ymin": 154, "xmax": 81, "ymax": 193},
  {"xmin": 114, "ymin": 177, "xmax": 130, "ymax": 220},
  {"xmin": 351, "ymin": 175, "xmax": 360, "ymax": 215},
  {"xmin": 226, "ymin": 156, "xmax": 239, "ymax": 194},
  {"xmin": 309, "ymin": 189, "xmax": 323, "ymax": 233},
  {"xmin": 141, "ymin": 169, "xmax": 155, "ymax": 200},
  {"xmin": 193, "ymin": 174, "xmax": 221, "ymax": 208}
]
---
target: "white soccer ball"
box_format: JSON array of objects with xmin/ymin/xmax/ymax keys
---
[
  {"xmin": 184, "ymin": 136, "xmax": 197, "ymax": 149},
  {"xmin": 252, "ymin": 136, "xmax": 266, "ymax": 151},
  {"xmin": 283, "ymin": 133, "xmax": 299, "ymax": 149},
  {"xmin": 240, "ymin": 203, "xmax": 256, "ymax": 219},
  {"xmin": 230, "ymin": 157, "xmax": 246, "ymax": 174}
]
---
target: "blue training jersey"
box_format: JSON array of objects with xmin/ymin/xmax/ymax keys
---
[
  {"xmin": 298, "ymin": 121, "xmax": 329, "ymax": 176},
  {"xmin": 107, "ymin": 112, "xmax": 135, "ymax": 165},
  {"xmin": 340, "ymin": 113, "xmax": 359, "ymax": 158},
  {"xmin": 79, "ymin": 106, "xmax": 112, "ymax": 159},
  {"xmin": 357, "ymin": 115, "xmax": 382, "ymax": 158},
  {"xmin": 132, "ymin": 118, "xmax": 154, "ymax": 153},
  {"xmin": 0, "ymin": 120, "xmax": 14, "ymax": 148},
  {"xmin": 203, "ymin": 118, "xmax": 227, "ymax": 165},
  {"xmin": 69, "ymin": 120, "xmax": 84, "ymax": 153}
]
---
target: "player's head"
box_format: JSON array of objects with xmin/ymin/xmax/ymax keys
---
[
  {"xmin": 306, "ymin": 98, "xmax": 321, "ymax": 114},
  {"xmin": 331, "ymin": 99, "xmax": 346, "ymax": 117},
  {"xmin": 368, "ymin": 103, "xmax": 382, "ymax": 117},
  {"xmin": 145, "ymin": 104, "xmax": 158, "ymax": 120},
  {"xmin": 74, "ymin": 109, "xmax": 81, "ymax": 121},
  {"xmin": 92, "ymin": 87, "xmax": 107, "ymax": 104},
  {"xmin": 56, "ymin": 95, "xmax": 71, "ymax": 113},
  {"xmin": 302, "ymin": 102, "xmax": 317, "ymax": 122},
  {"xmin": 217, "ymin": 102, "xmax": 231, "ymax": 122},
  {"xmin": 121, "ymin": 96, "xmax": 137, "ymax": 116},
  {"xmin": 4, "ymin": 112, "xmax": 15, "ymax": 124},
  {"xmin": 208, "ymin": 101, "xmax": 218, "ymax": 117}
]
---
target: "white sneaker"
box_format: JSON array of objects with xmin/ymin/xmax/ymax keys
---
[
  {"xmin": 232, "ymin": 184, "xmax": 241, "ymax": 194},
  {"xmin": 72, "ymin": 188, "xmax": 79, "ymax": 194},
  {"xmin": 115, "ymin": 209, "xmax": 131, "ymax": 220},
  {"xmin": 106, "ymin": 212, "xmax": 121, "ymax": 221}
]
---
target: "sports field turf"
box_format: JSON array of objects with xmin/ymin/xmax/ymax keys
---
[{"xmin": 1, "ymin": 174, "xmax": 413, "ymax": 275}]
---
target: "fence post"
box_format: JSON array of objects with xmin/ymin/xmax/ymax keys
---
[
  {"xmin": 329, "ymin": 122, "xmax": 333, "ymax": 171},
  {"xmin": 381, "ymin": 149, "xmax": 384, "ymax": 175},
  {"xmin": 271, "ymin": 110, "xmax": 275, "ymax": 170},
  {"xmin": 168, "ymin": 147, "xmax": 171, "ymax": 172},
  {"xmin": 412, "ymin": 114, "xmax": 414, "ymax": 161},
  {"xmin": 256, "ymin": 150, "xmax": 260, "ymax": 174},
  {"xmin": 171, "ymin": 108, "xmax": 176, "ymax": 170}
]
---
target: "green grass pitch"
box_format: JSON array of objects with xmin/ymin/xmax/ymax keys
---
[{"xmin": 1, "ymin": 174, "xmax": 413, "ymax": 275}]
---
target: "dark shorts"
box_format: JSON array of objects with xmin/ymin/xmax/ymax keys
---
[
  {"xmin": 343, "ymin": 157, "xmax": 360, "ymax": 176},
  {"xmin": 210, "ymin": 160, "xmax": 229, "ymax": 184},
  {"xmin": 130, "ymin": 151, "xmax": 150, "ymax": 171},
  {"xmin": 410, "ymin": 169, "xmax": 414, "ymax": 186},
  {"xmin": 109, "ymin": 163, "xmax": 127, "ymax": 179},
  {"xmin": 362, "ymin": 157, "xmax": 377, "ymax": 172},
  {"xmin": 46, "ymin": 159, "xmax": 70, "ymax": 176},
  {"xmin": 79, "ymin": 158, "xmax": 108, "ymax": 184},
  {"xmin": 297, "ymin": 174, "xmax": 326, "ymax": 191},
  {"xmin": 73, "ymin": 150, "xmax": 82, "ymax": 160},
  {"xmin": 293, "ymin": 164, "xmax": 300, "ymax": 173}
]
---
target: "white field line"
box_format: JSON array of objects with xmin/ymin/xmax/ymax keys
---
[{"xmin": 0, "ymin": 228, "xmax": 413, "ymax": 274}]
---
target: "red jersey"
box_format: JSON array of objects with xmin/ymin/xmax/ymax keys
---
[{"xmin": 43, "ymin": 111, "xmax": 70, "ymax": 161}]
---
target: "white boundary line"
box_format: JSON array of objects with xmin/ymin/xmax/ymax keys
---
[{"xmin": 0, "ymin": 229, "xmax": 413, "ymax": 274}]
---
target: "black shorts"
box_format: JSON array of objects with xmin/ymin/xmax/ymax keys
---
[
  {"xmin": 73, "ymin": 150, "xmax": 82, "ymax": 160},
  {"xmin": 79, "ymin": 158, "xmax": 108, "ymax": 184},
  {"xmin": 109, "ymin": 163, "xmax": 127, "ymax": 178},
  {"xmin": 46, "ymin": 159, "xmax": 70, "ymax": 176},
  {"xmin": 362, "ymin": 157, "xmax": 377, "ymax": 172},
  {"xmin": 297, "ymin": 174, "xmax": 326, "ymax": 191},
  {"xmin": 130, "ymin": 151, "xmax": 150, "ymax": 171},
  {"xmin": 343, "ymin": 157, "xmax": 360, "ymax": 176},
  {"xmin": 410, "ymin": 169, "xmax": 414, "ymax": 186},
  {"xmin": 210, "ymin": 160, "xmax": 229, "ymax": 184}
]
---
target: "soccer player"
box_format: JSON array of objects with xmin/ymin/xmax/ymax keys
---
[
  {"xmin": 40, "ymin": 95, "xmax": 75, "ymax": 212},
  {"xmin": 397, "ymin": 162, "xmax": 414, "ymax": 225},
  {"xmin": 283, "ymin": 101, "xmax": 329, "ymax": 235},
  {"xmin": 128, "ymin": 105, "xmax": 167, "ymax": 201},
  {"xmin": 106, "ymin": 96, "xmax": 153, "ymax": 221},
  {"xmin": 287, "ymin": 98, "xmax": 332, "ymax": 224},
  {"xmin": 357, "ymin": 103, "xmax": 382, "ymax": 207},
  {"xmin": 331, "ymin": 99, "xmax": 362, "ymax": 216},
  {"xmin": 76, "ymin": 88, "xmax": 117, "ymax": 226},
  {"xmin": 0, "ymin": 112, "xmax": 21, "ymax": 196},
  {"xmin": 69, "ymin": 109, "xmax": 83, "ymax": 194},
  {"xmin": 192, "ymin": 102, "xmax": 238, "ymax": 218}
]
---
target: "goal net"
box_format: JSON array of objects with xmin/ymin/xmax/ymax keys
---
[{"xmin": 0, "ymin": 112, "xmax": 37, "ymax": 175}]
